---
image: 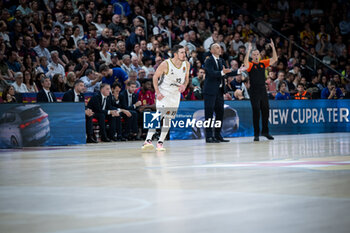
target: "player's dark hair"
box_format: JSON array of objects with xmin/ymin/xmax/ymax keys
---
[{"xmin": 172, "ymin": 44, "xmax": 184, "ymax": 55}]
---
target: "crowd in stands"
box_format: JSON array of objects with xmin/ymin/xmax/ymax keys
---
[{"xmin": 0, "ymin": 0, "xmax": 349, "ymax": 141}]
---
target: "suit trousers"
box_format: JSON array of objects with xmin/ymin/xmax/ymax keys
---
[
  {"xmin": 94, "ymin": 113, "xmax": 117, "ymax": 138},
  {"xmin": 203, "ymin": 91, "xmax": 224, "ymax": 138}
]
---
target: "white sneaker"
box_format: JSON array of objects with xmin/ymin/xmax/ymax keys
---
[
  {"xmin": 142, "ymin": 139, "xmax": 154, "ymax": 150},
  {"xmin": 156, "ymin": 141, "xmax": 166, "ymax": 151}
]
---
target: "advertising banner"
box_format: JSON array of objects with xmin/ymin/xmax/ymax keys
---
[
  {"xmin": 0, "ymin": 103, "xmax": 86, "ymax": 148},
  {"xmin": 170, "ymin": 100, "xmax": 350, "ymax": 140}
]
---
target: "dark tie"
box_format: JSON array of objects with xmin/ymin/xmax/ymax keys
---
[
  {"xmin": 217, "ymin": 59, "xmax": 221, "ymax": 70},
  {"xmin": 102, "ymin": 97, "xmax": 106, "ymax": 110},
  {"xmin": 48, "ymin": 92, "xmax": 53, "ymax": 102}
]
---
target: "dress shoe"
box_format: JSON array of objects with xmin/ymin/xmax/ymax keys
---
[
  {"xmin": 262, "ymin": 134, "xmax": 274, "ymax": 140},
  {"xmin": 254, "ymin": 136, "xmax": 259, "ymax": 141},
  {"xmin": 87, "ymin": 136, "xmax": 98, "ymax": 143},
  {"xmin": 101, "ymin": 136, "xmax": 111, "ymax": 142},
  {"xmin": 117, "ymin": 137, "xmax": 127, "ymax": 141},
  {"xmin": 206, "ymin": 137, "xmax": 220, "ymax": 143},
  {"xmin": 110, "ymin": 136, "xmax": 119, "ymax": 142},
  {"xmin": 216, "ymin": 136, "xmax": 230, "ymax": 142}
]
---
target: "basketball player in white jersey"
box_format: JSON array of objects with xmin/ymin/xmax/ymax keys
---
[{"xmin": 142, "ymin": 45, "xmax": 190, "ymax": 151}]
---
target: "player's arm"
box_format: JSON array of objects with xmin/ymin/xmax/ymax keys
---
[
  {"xmin": 269, "ymin": 38, "xmax": 278, "ymax": 66},
  {"xmin": 153, "ymin": 61, "xmax": 167, "ymax": 100},
  {"xmin": 179, "ymin": 61, "xmax": 190, "ymax": 93}
]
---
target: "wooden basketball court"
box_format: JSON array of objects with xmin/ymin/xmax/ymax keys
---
[{"xmin": 0, "ymin": 133, "xmax": 349, "ymax": 233}]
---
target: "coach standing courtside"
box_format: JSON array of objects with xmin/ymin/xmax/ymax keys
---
[
  {"xmin": 244, "ymin": 40, "xmax": 277, "ymax": 141},
  {"xmin": 203, "ymin": 43, "xmax": 246, "ymax": 143}
]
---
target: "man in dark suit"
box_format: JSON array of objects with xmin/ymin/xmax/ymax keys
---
[
  {"xmin": 87, "ymin": 83, "xmax": 120, "ymax": 142},
  {"xmin": 111, "ymin": 82, "xmax": 138, "ymax": 141},
  {"xmin": 119, "ymin": 80, "xmax": 142, "ymax": 112},
  {"xmin": 36, "ymin": 76, "xmax": 57, "ymax": 103},
  {"xmin": 203, "ymin": 43, "xmax": 246, "ymax": 143},
  {"xmin": 119, "ymin": 81, "xmax": 142, "ymax": 138},
  {"xmin": 62, "ymin": 80, "xmax": 96, "ymax": 143}
]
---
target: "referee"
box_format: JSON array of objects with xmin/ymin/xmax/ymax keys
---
[{"xmin": 244, "ymin": 39, "xmax": 277, "ymax": 141}]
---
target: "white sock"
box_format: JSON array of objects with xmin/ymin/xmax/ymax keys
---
[
  {"xmin": 159, "ymin": 118, "xmax": 171, "ymax": 142},
  {"xmin": 146, "ymin": 128, "xmax": 156, "ymax": 141}
]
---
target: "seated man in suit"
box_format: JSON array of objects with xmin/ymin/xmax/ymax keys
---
[
  {"xmin": 119, "ymin": 80, "xmax": 142, "ymax": 139},
  {"xmin": 111, "ymin": 82, "xmax": 138, "ymax": 140},
  {"xmin": 36, "ymin": 76, "xmax": 57, "ymax": 102},
  {"xmin": 62, "ymin": 80, "xmax": 96, "ymax": 143},
  {"xmin": 87, "ymin": 83, "xmax": 120, "ymax": 142}
]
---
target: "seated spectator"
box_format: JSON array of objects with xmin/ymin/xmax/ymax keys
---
[
  {"xmin": 321, "ymin": 80, "xmax": 343, "ymax": 99},
  {"xmin": 0, "ymin": 73, "xmax": 9, "ymax": 93},
  {"xmin": 2, "ymin": 85, "xmax": 17, "ymax": 103},
  {"xmin": 72, "ymin": 39, "xmax": 87, "ymax": 63},
  {"xmin": 285, "ymin": 73, "xmax": 297, "ymax": 95},
  {"xmin": 109, "ymin": 53, "xmax": 120, "ymax": 69},
  {"xmin": 138, "ymin": 69, "xmax": 147, "ymax": 82},
  {"xmin": 128, "ymin": 71, "xmax": 140, "ymax": 88},
  {"xmin": 36, "ymin": 76, "xmax": 57, "ymax": 102},
  {"xmin": 100, "ymin": 42, "xmax": 112, "ymax": 66},
  {"xmin": 230, "ymin": 74, "xmax": 249, "ymax": 100},
  {"xmin": 275, "ymin": 82, "xmax": 291, "ymax": 100},
  {"xmin": 100, "ymin": 64, "xmax": 128, "ymax": 90},
  {"xmin": 7, "ymin": 50, "xmax": 22, "ymax": 73},
  {"xmin": 46, "ymin": 51, "xmax": 65, "ymax": 79},
  {"xmin": 141, "ymin": 57, "xmax": 155, "ymax": 77},
  {"xmin": 36, "ymin": 56, "xmax": 49, "ymax": 75},
  {"xmin": 192, "ymin": 68, "xmax": 205, "ymax": 88},
  {"xmin": 87, "ymin": 83, "xmax": 120, "ymax": 142},
  {"xmin": 179, "ymin": 32, "xmax": 196, "ymax": 54},
  {"xmin": 51, "ymin": 73, "xmax": 66, "ymax": 93},
  {"xmin": 34, "ymin": 37, "xmax": 51, "ymax": 63},
  {"xmin": 307, "ymin": 76, "xmax": 323, "ymax": 99},
  {"xmin": 266, "ymin": 70, "xmax": 277, "ymax": 97},
  {"xmin": 193, "ymin": 79, "xmax": 204, "ymax": 100},
  {"xmin": 0, "ymin": 51, "xmax": 14, "ymax": 81},
  {"xmin": 111, "ymin": 82, "xmax": 137, "ymax": 141},
  {"xmin": 62, "ymin": 80, "xmax": 96, "ymax": 143},
  {"xmin": 274, "ymin": 71, "xmax": 289, "ymax": 92},
  {"xmin": 65, "ymin": 72, "xmax": 77, "ymax": 91},
  {"xmin": 23, "ymin": 70, "xmax": 38, "ymax": 93},
  {"xmin": 231, "ymin": 32, "xmax": 244, "ymax": 54},
  {"xmin": 130, "ymin": 56, "xmax": 142, "ymax": 76},
  {"xmin": 80, "ymin": 69, "xmax": 102, "ymax": 93},
  {"xmin": 12, "ymin": 72, "xmax": 28, "ymax": 93},
  {"xmin": 126, "ymin": 25, "xmax": 145, "ymax": 52},
  {"xmin": 74, "ymin": 54, "xmax": 93, "ymax": 79},
  {"xmin": 294, "ymin": 83, "xmax": 311, "ymax": 100},
  {"xmin": 121, "ymin": 55, "xmax": 132, "ymax": 75}
]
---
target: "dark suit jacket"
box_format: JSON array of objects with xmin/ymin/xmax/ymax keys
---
[
  {"xmin": 111, "ymin": 95, "xmax": 123, "ymax": 109},
  {"xmin": 62, "ymin": 89, "xmax": 85, "ymax": 103},
  {"xmin": 36, "ymin": 89, "xmax": 57, "ymax": 102},
  {"xmin": 119, "ymin": 90, "xmax": 138, "ymax": 110},
  {"xmin": 203, "ymin": 55, "xmax": 239, "ymax": 96},
  {"xmin": 87, "ymin": 92, "xmax": 116, "ymax": 115}
]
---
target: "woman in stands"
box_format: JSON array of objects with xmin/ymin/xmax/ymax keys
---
[{"xmin": 24, "ymin": 70, "xmax": 38, "ymax": 93}]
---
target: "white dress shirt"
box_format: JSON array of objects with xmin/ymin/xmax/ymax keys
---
[{"xmin": 43, "ymin": 88, "xmax": 53, "ymax": 102}]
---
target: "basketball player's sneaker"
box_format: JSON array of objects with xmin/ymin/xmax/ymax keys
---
[
  {"xmin": 156, "ymin": 141, "xmax": 166, "ymax": 151},
  {"xmin": 142, "ymin": 139, "xmax": 154, "ymax": 150}
]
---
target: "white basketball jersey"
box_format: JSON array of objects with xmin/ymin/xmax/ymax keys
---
[{"xmin": 158, "ymin": 59, "xmax": 187, "ymax": 96}]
